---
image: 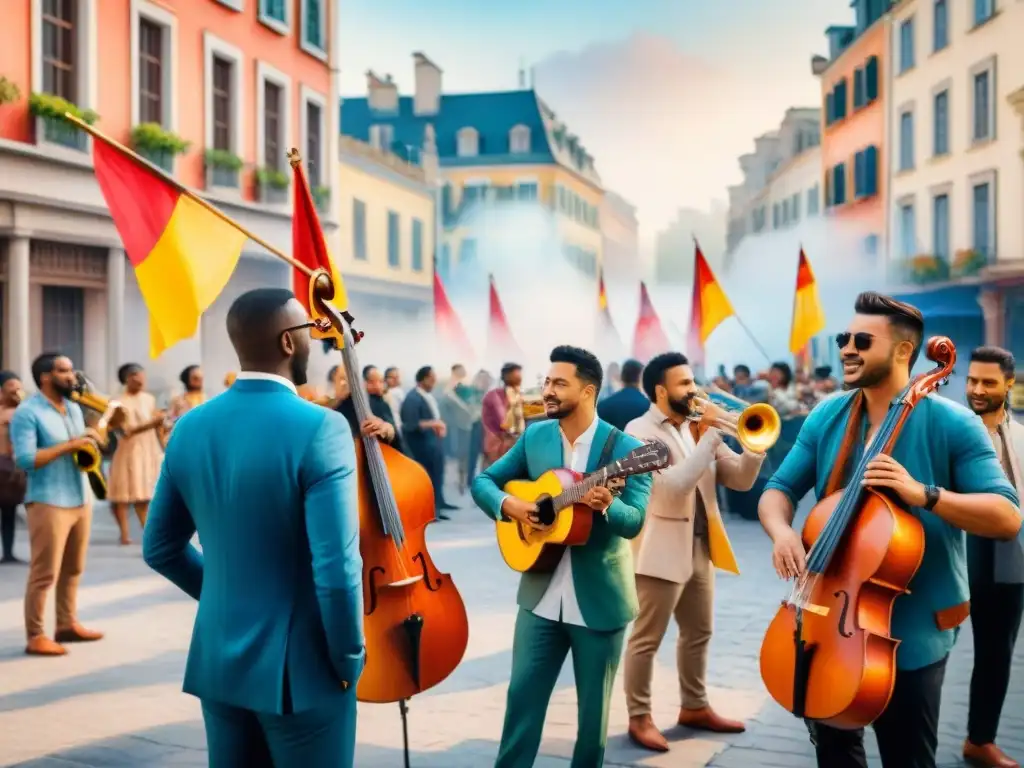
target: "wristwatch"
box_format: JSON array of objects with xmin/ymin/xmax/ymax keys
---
[{"xmin": 922, "ymin": 485, "xmax": 941, "ymax": 511}]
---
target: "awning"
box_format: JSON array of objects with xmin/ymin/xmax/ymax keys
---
[{"xmin": 892, "ymin": 284, "xmax": 981, "ymax": 318}]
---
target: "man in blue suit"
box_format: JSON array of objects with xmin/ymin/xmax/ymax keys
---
[
  {"xmin": 596, "ymin": 359, "xmax": 648, "ymax": 431},
  {"xmin": 143, "ymin": 288, "xmax": 365, "ymax": 768}
]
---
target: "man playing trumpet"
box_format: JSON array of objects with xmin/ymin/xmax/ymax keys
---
[
  {"xmin": 622, "ymin": 352, "xmax": 767, "ymax": 751},
  {"xmin": 9, "ymin": 353, "xmax": 104, "ymax": 656}
]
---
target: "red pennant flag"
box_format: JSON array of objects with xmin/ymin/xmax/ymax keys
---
[
  {"xmin": 290, "ymin": 152, "xmax": 347, "ymax": 316},
  {"xmin": 434, "ymin": 269, "xmax": 475, "ymax": 362},
  {"xmin": 688, "ymin": 243, "xmax": 735, "ymax": 365},
  {"xmin": 597, "ymin": 269, "xmax": 623, "ymax": 358},
  {"xmin": 487, "ymin": 274, "xmax": 523, "ymax": 362},
  {"xmin": 631, "ymin": 282, "xmax": 670, "ymax": 363}
]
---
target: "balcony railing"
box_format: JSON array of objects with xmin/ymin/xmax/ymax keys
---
[
  {"xmin": 136, "ymin": 147, "xmax": 174, "ymax": 173},
  {"xmin": 37, "ymin": 116, "xmax": 87, "ymax": 152},
  {"xmin": 888, "ymin": 249, "xmax": 993, "ymax": 286},
  {"xmin": 258, "ymin": 182, "xmax": 289, "ymax": 205},
  {"xmin": 206, "ymin": 165, "xmax": 239, "ymax": 189}
]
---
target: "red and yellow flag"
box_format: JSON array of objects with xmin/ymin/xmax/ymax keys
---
[
  {"xmin": 789, "ymin": 248, "xmax": 826, "ymax": 354},
  {"xmin": 434, "ymin": 269, "xmax": 474, "ymax": 362},
  {"xmin": 91, "ymin": 139, "xmax": 245, "ymax": 357},
  {"xmin": 291, "ymin": 154, "xmax": 347, "ymax": 317},
  {"xmin": 631, "ymin": 282, "xmax": 670, "ymax": 363},
  {"xmin": 690, "ymin": 244, "xmax": 734, "ymax": 346}
]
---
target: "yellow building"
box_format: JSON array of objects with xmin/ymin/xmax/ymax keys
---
[{"xmin": 341, "ymin": 53, "xmax": 603, "ymax": 283}]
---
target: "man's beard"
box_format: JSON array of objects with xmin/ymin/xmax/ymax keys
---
[
  {"xmin": 667, "ymin": 394, "xmax": 695, "ymax": 418},
  {"xmin": 543, "ymin": 397, "xmax": 575, "ymax": 420},
  {"xmin": 291, "ymin": 353, "xmax": 309, "ymax": 387},
  {"xmin": 969, "ymin": 393, "xmax": 1006, "ymax": 416},
  {"xmin": 844, "ymin": 354, "xmax": 892, "ymax": 389},
  {"xmin": 52, "ymin": 379, "xmax": 75, "ymax": 398}
]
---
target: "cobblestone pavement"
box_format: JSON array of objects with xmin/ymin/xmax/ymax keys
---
[{"xmin": 0, "ymin": 492, "xmax": 1021, "ymax": 767}]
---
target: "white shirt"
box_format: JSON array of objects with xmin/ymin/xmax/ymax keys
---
[
  {"xmin": 531, "ymin": 414, "xmax": 600, "ymax": 627},
  {"xmin": 417, "ymin": 385, "xmax": 441, "ymax": 420},
  {"xmin": 388, "ymin": 386, "xmax": 406, "ymax": 429},
  {"xmin": 235, "ymin": 371, "xmax": 297, "ymax": 394}
]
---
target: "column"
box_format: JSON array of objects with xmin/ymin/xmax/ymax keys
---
[
  {"xmin": 106, "ymin": 247, "xmax": 126, "ymax": 393},
  {"xmin": 6, "ymin": 237, "xmax": 31, "ymax": 381},
  {"xmin": 978, "ymin": 288, "xmax": 1005, "ymax": 348}
]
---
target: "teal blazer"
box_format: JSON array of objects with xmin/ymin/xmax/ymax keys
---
[
  {"xmin": 142, "ymin": 378, "xmax": 366, "ymax": 714},
  {"xmin": 471, "ymin": 417, "xmax": 652, "ymax": 631}
]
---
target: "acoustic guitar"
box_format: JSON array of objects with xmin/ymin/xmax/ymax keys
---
[{"xmin": 496, "ymin": 440, "xmax": 670, "ymax": 573}]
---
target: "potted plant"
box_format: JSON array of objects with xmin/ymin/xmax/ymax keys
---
[
  {"xmin": 28, "ymin": 91, "xmax": 98, "ymax": 150},
  {"xmin": 255, "ymin": 167, "xmax": 289, "ymax": 204},
  {"xmin": 0, "ymin": 76, "xmax": 20, "ymax": 106},
  {"xmin": 204, "ymin": 148, "xmax": 243, "ymax": 189},
  {"xmin": 130, "ymin": 123, "xmax": 189, "ymax": 172},
  {"xmin": 909, "ymin": 253, "xmax": 949, "ymax": 284},
  {"xmin": 951, "ymin": 248, "xmax": 987, "ymax": 277}
]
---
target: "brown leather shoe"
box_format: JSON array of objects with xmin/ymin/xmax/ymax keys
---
[
  {"xmin": 55, "ymin": 624, "xmax": 104, "ymax": 643},
  {"xmin": 964, "ymin": 740, "xmax": 1019, "ymax": 767},
  {"xmin": 25, "ymin": 636, "xmax": 67, "ymax": 656},
  {"xmin": 678, "ymin": 706, "xmax": 746, "ymax": 733},
  {"xmin": 627, "ymin": 714, "xmax": 669, "ymax": 752}
]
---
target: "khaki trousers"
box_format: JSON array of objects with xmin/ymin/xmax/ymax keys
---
[
  {"xmin": 623, "ymin": 535, "xmax": 714, "ymax": 716},
  {"xmin": 24, "ymin": 502, "xmax": 92, "ymax": 639}
]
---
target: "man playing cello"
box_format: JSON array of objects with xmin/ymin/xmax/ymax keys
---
[{"xmin": 758, "ymin": 292, "xmax": 1021, "ymax": 768}]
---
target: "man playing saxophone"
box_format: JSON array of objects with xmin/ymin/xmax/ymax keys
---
[
  {"xmin": 481, "ymin": 362, "xmax": 525, "ymax": 467},
  {"xmin": 9, "ymin": 353, "xmax": 104, "ymax": 656},
  {"xmin": 622, "ymin": 352, "xmax": 767, "ymax": 751}
]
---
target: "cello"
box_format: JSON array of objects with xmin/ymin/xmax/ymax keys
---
[
  {"xmin": 759, "ymin": 336, "xmax": 955, "ymax": 729},
  {"xmin": 308, "ymin": 273, "xmax": 470, "ymax": 710}
]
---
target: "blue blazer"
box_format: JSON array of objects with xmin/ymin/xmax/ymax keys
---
[
  {"xmin": 400, "ymin": 388, "xmax": 441, "ymax": 460},
  {"xmin": 596, "ymin": 386, "xmax": 651, "ymax": 432},
  {"xmin": 142, "ymin": 378, "xmax": 366, "ymax": 715}
]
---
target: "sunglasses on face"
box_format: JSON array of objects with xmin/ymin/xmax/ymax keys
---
[{"xmin": 835, "ymin": 332, "xmax": 875, "ymax": 352}]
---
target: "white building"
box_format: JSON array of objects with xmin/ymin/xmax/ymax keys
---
[{"xmin": 600, "ymin": 191, "xmax": 641, "ymax": 280}]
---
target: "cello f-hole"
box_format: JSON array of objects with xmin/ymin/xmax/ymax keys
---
[
  {"xmin": 366, "ymin": 566, "xmax": 385, "ymax": 614},
  {"xmin": 412, "ymin": 552, "xmax": 442, "ymax": 590},
  {"xmin": 834, "ymin": 589, "xmax": 855, "ymax": 638}
]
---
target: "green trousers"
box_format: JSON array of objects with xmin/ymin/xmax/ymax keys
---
[{"xmin": 495, "ymin": 609, "xmax": 626, "ymax": 768}]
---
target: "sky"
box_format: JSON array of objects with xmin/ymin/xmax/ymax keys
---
[{"xmin": 338, "ymin": 0, "xmax": 854, "ymax": 246}]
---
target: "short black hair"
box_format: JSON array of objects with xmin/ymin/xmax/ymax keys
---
[
  {"xmin": 31, "ymin": 353, "xmax": 64, "ymax": 388},
  {"xmin": 970, "ymin": 346, "xmax": 1015, "ymax": 379},
  {"xmin": 733, "ymin": 364, "xmax": 751, "ymax": 377},
  {"xmin": 179, "ymin": 365, "xmax": 199, "ymax": 388},
  {"xmin": 363, "ymin": 365, "xmax": 377, "ymax": 381},
  {"xmin": 620, "ymin": 359, "xmax": 644, "ymax": 386},
  {"xmin": 327, "ymin": 365, "xmax": 339, "ymax": 383},
  {"xmin": 384, "ymin": 366, "xmax": 399, "ymax": 378},
  {"xmin": 0, "ymin": 370, "xmax": 20, "ymax": 387},
  {"xmin": 814, "ymin": 365, "xmax": 833, "ymax": 380},
  {"xmin": 118, "ymin": 363, "xmax": 142, "ymax": 385},
  {"xmin": 770, "ymin": 361, "xmax": 793, "ymax": 388},
  {"xmin": 854, "ymin": 291, "xmax": 925, "ymax": 367},
  {"xmin": 550, "ymin": 345, "xmax": 603, "ymax": 391},
  {"xmin": 415, "ymin": 366, "xmax": 433, "ymax": 384},
  {"xmin": 642, "ymin": 352, "xmax": 689, "ymax": 400},
  {"xmin": 226, "ymin": 288, "xmax": 296, "ymax": 353}
]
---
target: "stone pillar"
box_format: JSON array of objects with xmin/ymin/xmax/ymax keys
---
[
  {"xmin": 978, "ymin": 288, "xmax": 1005, "ymax": 347},
  {"xmin": 6, "ymin": 237, "xmax": 31, "ymax": 382},
  {"xmin": 106, "ymin": 248, "xmax": 126, "ymax": 392}
]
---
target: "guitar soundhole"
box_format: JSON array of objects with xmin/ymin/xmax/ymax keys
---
[{"xmin": 535, "ymin": 496, "xmax": 556, "ymax": 526}]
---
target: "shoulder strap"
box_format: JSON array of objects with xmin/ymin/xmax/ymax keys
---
[
  {"xmin": 597, "ymin": 426, "xmax": 621, "ymax": 469},
  {"xmin": 823, "ymin": 390, "xmax": 865, "ymax": 497}
]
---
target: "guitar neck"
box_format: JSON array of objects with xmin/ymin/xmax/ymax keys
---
[{"xmin": 553, "ymin": 470, "xmax": 608, "ymax": 508}]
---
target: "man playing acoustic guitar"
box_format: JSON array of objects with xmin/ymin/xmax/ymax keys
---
[{"xmin": 471, "ymin": 345, "xmax": 653, "ymax": 768}]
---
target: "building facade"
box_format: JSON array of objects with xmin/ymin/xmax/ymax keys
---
[
  {"xmin": 886, "ymin": 0, "xmax": 1024, "ymax": 369},
  {"xmin": 600, "ymin": 190, "xmax": 640, "ymax": 280},
  {"xmin": 0, "ymin": 0, "xmax": 340, "ymax": 398},
  {"xmin": 340, "ymin": 53, "xmax": 604, "ymax": 287},
  {"xmin": 816, "ymin": 1, "xmax": 891, "ymax": 262}
]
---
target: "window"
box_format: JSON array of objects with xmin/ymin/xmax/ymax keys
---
[
  {"xmin": 932, "ymin": 193, "xmax": 950, "ymax": 260},
  {"xmin": 352, "ymin": 200, "xmax": 367, "ymax": 260},
  {"xmin": 899, "ymin": 111, "xmax": 914, "ymax": 171},
  {"xmin": 933, "ymin": 90, "xmax": 949, "ymax": 155},
  {"xmin": 387, "ymin": 211, "xmax": 400, "ymax": 268},
  {"xmin": 411, "ymin": 218, "xmax": 424, "ymax": 272},
  {"xmin": 899, "ymin": 18, "xmax": 915, "ymax": 73},
  {"xmin": 825, "ymin": 92, "xmax": 835, "ymax": 125},
  {"xmin": 138, "ymin": 20, "xmax": 163, "ymax": 123},
  {"xmin": 854, "ymin": 146, "xmax": 879, "ymax": 197},
  {"xmin": 933, "ymin": 0, "xmax": 948, "ymax": 51},
  {"xmin": 438, "ymin": 243, "xmax": 451, "ymax": 277},
  {"xmin": 258, "ymin": 0, "xmax": 289, "ymax": 33},
  {"xmin": 828, "ymin": 163, "xmax": 847, "ymax": 206},
  {"xmin": 509, "ymin": 125, "xmax": 531, "ymax": 153},
  {"xmin": 791, "ymin": 193, "xmax": 800, "ymax": 223},
  {"xmin": 303, "ymin": 95, "xmax": 324, "ymax": 187},
  {"xmin": 828, "ymin": 79, "xmax": 848, "ymax": 123},
  {"xmin": 263, "ymin": 82, "xmax": 281, "ymax": 170},
  {"xmin": 516, "ymin": 181, "xmax": 538, "ymax": 200},
  {"xmin": 204, "ymin": 34, "xmax": 243, "ymax": 157},
  {"xmin": 974, "ymin": 0, "xmax": 994, "ymax": 26},
  {"xmin": 457, "ymin": 127, "xmax": 479, "ymax": 157},
  {"xmin": 972, "ymin": 65, "xmax": 995, "ymax": 143},
  {"xmin": 369, "ymin": 123, "xmax": 394, "ymax": 151},
  {"xmin": 772, "ymin": 203, "xmax": 780, "ymax": 229},
  {"xmin": 865, "ymin": 56, "xmax": 879, "ymax": 102},
  {"xmin": 899, "ymin": 202, "xmax": 916, "ymax": 258},
  {"xmin": 212, "ymin": 57, "xmax": 233, "ymax": 151},
  {"xmin": 42, "ymin": 285, "xmax": 84, "ymax": 370},
  {"xmin": 853, "ymin": 68, "xmax": 865, "ymax": 109},
  {"xmin": 42, "ymin": 0, "xmax": 77, "ymax": 101},
  {"xmin": 972, "ymin": 181, "xmax": 993, "ymax": 257},
  {"xmin": 300, "ymin": 0, "xmax": 327, "ymax": 57},
  {"xmin": 807, "ymin": 185, "xmax": 820, "ymax": 216}
]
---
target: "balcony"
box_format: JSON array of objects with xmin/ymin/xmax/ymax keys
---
[
  {"xmin": 37, "ymin": 116, "xmax": 88, "ymax": 152},
  {"xmin": 256, "ymin": 168, "xmax": 289, "ymax": 206},
  {"xmin": 888, "ymin": 249, "xmax": 992, "ymax": 286},
  {"xmin": 204, "ymin": 149, "xmax": 242, "ymax": 192},
  {"xmin": 136, "ymin": 147, "xmax": 174, "ymax": 173}
]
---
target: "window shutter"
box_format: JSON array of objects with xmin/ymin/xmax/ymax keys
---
[{"xmin": 865, "ymin": 56, "xmax": 879, "ymax": 102}]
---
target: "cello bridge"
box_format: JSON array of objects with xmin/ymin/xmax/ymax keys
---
[{"xmin": 386, "ymin": 575, "xmax": 424, "ymax": 588}]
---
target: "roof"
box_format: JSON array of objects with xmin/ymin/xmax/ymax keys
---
[{"xmin": 340, "ymin": 89, "xmax": 601, "ymax": 186}]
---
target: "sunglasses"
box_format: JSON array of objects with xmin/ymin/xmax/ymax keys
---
[{"xmin": 835, "ymin": 332, "xmax": 875, "ymax": 352}]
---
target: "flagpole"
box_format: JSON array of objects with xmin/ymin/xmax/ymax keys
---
[{"xmin": 63, "ymin": 112, "xmax": 314, "ymax": 277}]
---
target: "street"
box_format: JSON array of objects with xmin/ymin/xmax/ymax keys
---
[{"xmin": 0, "ymin": 494, "xmax": 1021, "ymax": 768}]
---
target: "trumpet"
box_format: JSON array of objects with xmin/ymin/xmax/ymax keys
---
[
  {"xmin": 13, "ymin": 389, "xmax": 25, "ymax": 403},
  {"xmin": 689, "ymin": 388, "xmax": 781, "ymax": 454},
  {"xmin": 69, "ymin": 374, "xmax": 127, "ymax": 500}
]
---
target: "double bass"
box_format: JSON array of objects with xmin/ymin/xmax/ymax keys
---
[
  {"xmin": 759, "ymin": 336, "xmax": 955, "ymax": 729},
  {"xmin": 308, "ymin": 272, "xmax": 470, "ymax": 705}
]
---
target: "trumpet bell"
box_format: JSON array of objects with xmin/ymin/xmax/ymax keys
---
[{"xmin": 735, "ymin": 403, "xmax": 781, "ymax": 454}]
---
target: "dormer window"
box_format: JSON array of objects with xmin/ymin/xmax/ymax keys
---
[
  {"xmin": 509, "ymin": 124, "xmax": 530, "ymax": 153},
  {"xmin": 457, "ymin": 127, "xmax": 479, "ymax": 157}
]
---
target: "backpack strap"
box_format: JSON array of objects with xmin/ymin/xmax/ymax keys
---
[{"xmin": 596, "ymin": 426, "xmax": 621, "ymax": 470}]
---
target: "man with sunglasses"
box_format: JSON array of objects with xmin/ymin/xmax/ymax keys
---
[
  {"xmin": 143, "ymin": 288, "xmax": 365, "ymax": 767},
  {"xmin": 758, "ymin": 291, "xmax": 1021, "ymax": 768}
]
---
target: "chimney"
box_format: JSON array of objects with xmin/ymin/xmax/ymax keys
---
[
  {"xmin": 421, "ymin": 123, "xmax": 439, "ymax": 184},
  {"xmin": 810, "ymin": 55, "xmax": 828, "ymax": 76},
  {"xmin": 412, "ymin": 52, "xmax": 441, "ymax": 116},
  {"xmin": 366, "ymin": 69, "xmax": 398, "ymax": 112}
]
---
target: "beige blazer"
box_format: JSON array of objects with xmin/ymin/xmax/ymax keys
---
[{"xmin": 625, "ymin": 405, "xmax": 764, "ymax": 583}]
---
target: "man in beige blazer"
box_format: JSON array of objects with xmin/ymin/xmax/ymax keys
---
[{"xmin": 623, "ymin": 352, "xmax": 765, "ymax": 752}]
